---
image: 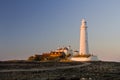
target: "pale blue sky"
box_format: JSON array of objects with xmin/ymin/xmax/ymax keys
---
[{"xmin": 0, "ymin": 0, "xmax": 120, "ymax": 61}]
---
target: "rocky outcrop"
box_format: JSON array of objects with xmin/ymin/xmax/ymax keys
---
[{"xmin": 0, "ymin": 61, "xmax": 120, "ymax": 80}]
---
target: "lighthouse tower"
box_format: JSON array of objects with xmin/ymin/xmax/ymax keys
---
[
  {"xmin": 70, "ymin": 19, "xmax": 99, "ymax": 61},
  {"xmin": 79, "ymin": 19, "xmax": 89, "ymax": 55}
]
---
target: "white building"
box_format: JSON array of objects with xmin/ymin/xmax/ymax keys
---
[
  {"xmin": 55, "ymin": 46, "xmax": 73, "ymax": 56},
  {"xmin": 70, "ymin": 19, "xmax": 99, "ymax": 61}
]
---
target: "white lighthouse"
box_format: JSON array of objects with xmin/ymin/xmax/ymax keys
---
[
  {"xmin": 71, "ymin": 19, "xmax": 99, "ymax": 61},
  {"xmin": 80, "ymin": 19, "xmax": 89, "ymax": 55}
]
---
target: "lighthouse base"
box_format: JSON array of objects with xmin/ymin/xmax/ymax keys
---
[{"xmin": 70, "ymin": 55, "xmax": 99, "ymax": 61}]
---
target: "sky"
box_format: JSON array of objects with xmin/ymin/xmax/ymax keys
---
[{"xmin": 0, "ymin": 0, "xmax": 120, "ymax": 62}]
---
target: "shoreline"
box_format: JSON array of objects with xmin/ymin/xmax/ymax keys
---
[{"xmin": 0, "ymin": 61, "xmax": 120, "ymax": 80}]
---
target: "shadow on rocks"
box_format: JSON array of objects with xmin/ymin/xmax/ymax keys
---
[{"xmin": 54, "ymin": 77, "xmax": 80, "ymax": 80}]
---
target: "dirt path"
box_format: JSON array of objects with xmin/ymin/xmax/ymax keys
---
[{"xmin": 0, "ymin": 63, "xmax": 91, "ymax": 72}]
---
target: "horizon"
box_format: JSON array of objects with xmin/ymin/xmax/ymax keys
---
[{"xmin": 0, "ymin": 0, "xmax": 120, "ymax": 62}]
